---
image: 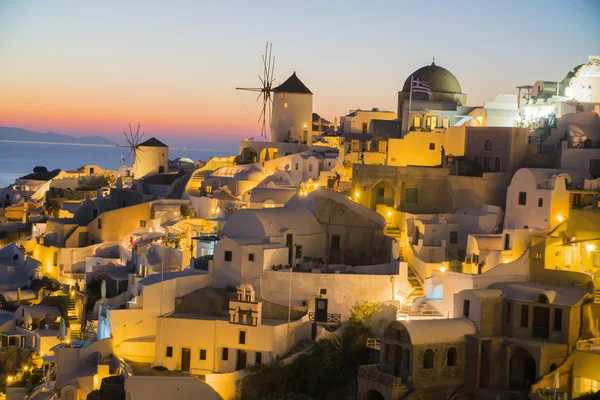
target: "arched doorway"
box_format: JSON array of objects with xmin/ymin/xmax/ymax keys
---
[
  {"xmin": 364, "ymin": 389, "xmax": 385, "ymax": 400},
  {"xmin": 370, "ymin": 181, "xmax": 395, "ymax": 210},
  {"xmin": 240, "ymin": 147, "xmax": 258, "ymax": 163},
  {"xmin": 259, "ymin": 147, "xmax": 279, "ymax": 163},
  {"xmin": 509, "ymin": 346, "xmax": 536, "ymax": 390}
]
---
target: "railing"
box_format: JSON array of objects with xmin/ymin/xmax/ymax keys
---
[
  {"xmin": 358, "ymin": 364, "xmax": 405, "ymax": 388},
  {"xmin": 366, "ymin": 338, "xmax": 381, "ymax": 350},
  {"xmin": 576, "ymin": 338, "xmax": 600, "ymax": 353},
  {"xmin": 308, "ymin": 312, "xmax": 341, "ymax": 325}
]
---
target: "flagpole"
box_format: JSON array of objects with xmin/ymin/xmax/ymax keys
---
[{"xmin": 407, "ymin": 75, "xmax": 413, "ymax": 132}]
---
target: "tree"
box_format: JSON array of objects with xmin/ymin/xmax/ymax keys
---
[
  {"xmin": 33, "ymin": 166, "xmax": 48, "ymax": 174},
  {"xmin": 348, "ymin": 301, "xmax": 382, "ymax": 327}
]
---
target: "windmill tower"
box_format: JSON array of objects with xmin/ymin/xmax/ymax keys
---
[
  {"xmin": 237, "ymin": 44, "xmax": 313, "ymax": 144},
  {"xmin": 119, "ymin": 123, "xmax": 169, "ymax": 178}
]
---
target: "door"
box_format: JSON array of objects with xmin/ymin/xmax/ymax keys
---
[
  {"xmin": 286, "ymin": 233, "xmax": 293, "ymax": 266},
  {"xmin": 236, "ymin": 349, "xmax": 247, "ymax": 370},
  {"xmin": 533, "ymin": 307, "xmax": 550, "ymax": 339},
  {"xmin": 330, "ymin": 234, "xmax": 341, "ymax": 264},
  {"xmin": 181, "ymin": 347, "xmax": 191, "ymax": 372}
]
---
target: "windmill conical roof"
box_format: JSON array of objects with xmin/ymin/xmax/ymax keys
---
[
  {"xmin": 273, "ymin": 72, "xmax": 312, "ymax": 94},
  {"xmin": 139, "ymin": 137, "xmax": 168, "ymax": 148}
]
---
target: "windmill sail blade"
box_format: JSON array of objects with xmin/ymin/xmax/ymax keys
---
[{"xmin": 236, "ymin": 87, "xmax": 263, "ymax": 92}]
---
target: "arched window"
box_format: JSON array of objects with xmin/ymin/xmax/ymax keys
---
[
  {"xmin": 447, "ymin": 347, "xmax": 457, "ymax": 366},
  {"xmin": 413, "ymin": 116, "xmax": 422, "ymax": 129},
  {"xmin": 550, "ymin": 363, "xmax": 558, "ymax": 372},
  {"xmin": 537, "ymin": 294, "xmax": 549, "ymax": 304},
  {"xmin": 423, "ymin": 349, "xmax": 434, "ymax": 369},
  {"xmin": 484, "ymin": 139, "xmax": 492, "ymax": 152}
]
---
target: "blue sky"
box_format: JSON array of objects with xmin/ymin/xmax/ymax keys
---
[{"xmin": 0, "ymin": 0, "xmax": 598, "ymax": 147}]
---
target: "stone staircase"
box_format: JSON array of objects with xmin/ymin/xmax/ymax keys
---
[
  {"xmin": 398, "ymin": 267, "xmax": 425, "ymax": 319},
  {"xmin": 385, "ymin": 224, "xmax": 402, "ymax": 239},
  {"xmin": 65, "ymin": 296, "xmax": 81, "ymax": 339}
]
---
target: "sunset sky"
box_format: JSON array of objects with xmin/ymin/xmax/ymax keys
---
[{"xmin": 1, "ymin": 0, "xmax": 599, "ymax": 148}]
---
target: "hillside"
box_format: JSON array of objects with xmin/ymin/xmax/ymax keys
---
[{"xmin": 0, "ymin": 127, "xmax": 116, "ymax": 145}]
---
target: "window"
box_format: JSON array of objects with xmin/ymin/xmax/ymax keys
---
[
  {"xmin": 295, "ymin": 245, "xmax": 303, "ymax": 259},
  {"xmin": 255, "ymin": 352, "xmax": 262, "ymax": 365},
  {"xmin": 89, "ymin": 167, "xmax": 94, "ymax": 174},
  {"xmin": 405, "ymin": 188, "xmax": 418, "ymax": 204},
  {"xmin": 442, "ymin": 118, "xmax": 449, "ymax": 129},
  {"xmin": 518, "ymin": 192, "xmax": 527, "ymax": 205},
  {"xmin": 573, "ymin": 193, "xmax": 582, "ymax": 207},
  {"xmin": 594, "ymin": 252, "xmax": 600, "ymax": 267},
  {"xmin": 166, "ymin": 346, "xmax": 173, "ymax": 357},
  {"xmin": 473, "ymin": 254, "xmax": 479, "ymax": 264},
  {"xmin": 295, "ymin": 163, "xmax": 299, "ymax": 170},
  {"xmin": 505, "ymin": 302, "xmax": 512, "ymax": 323},
  {"xmin": 463, "ymin": 299, "xmax": 470, "ymax": 317},
  {"xmin": 53, "ymin": 252, "xmax": 58, "ymax": 267},
  {"xmin": 284, "ymin": 102, "xmax": 288, "ymax": 109},
  {"xmin": 534, "ymin": 252, "xmax": 543, "ymax": 260},
  {"xmin": 206, "ymin": 185, "xmax": 212, "ymax": 194},
  {"xmin": 97, "ymin": 218, "xmax": 102, "ymax": 229},
  {"xmin": 413, "ymin": 116, "xmax": 421, "ymax": 129},
  {"xmin": 566, "ymin": 251, "xmax": 573, "ymax": 265},
  {"xmin": 222, "ymin": 347, "xmax": 229, "ymax": 360},
  {"xmin": 449, "ymin": 231, "xmax": 458, "ymax": 244},
  {"xmin": 239, "ymin": 331, "xmax": 246, "ymax": 345},
  {"xmin": 248, "ymin": 253, "xmax": 255, "ymax": 262},
  {"xmin": 538, "ymin": 198, "xmax": 543, "ymax": 207},
  {"xmin": 447, "ymin": 347, "xmax": 457, "ymax": 366},
  {"xmin": 377, "ymin": 187, "xmax": 385, "ymax": 197},
  {"xmin": 484, "ymin": 139, "xmax": 492, "ymax": 152},
  {"xmin": 429, "ymin": 143, "xmax": 435, "ymax": 150},
  {"xmin": 200, "ymin": 349, "xmax": 207, "ymax": 360},
  {"xmin": 504, "ymin": 233, "xmax": 511, "ymax": 250},
  {"xmin": 426, "ymin": 116, "xmax": 432, "ymax": 130},
  {"xmin": 554, "ymin": 308, "xmax": 562, "ymax": 331},
  {"xmin": 309, "ymin": 164, "xmax": 313, "ymax": 172},
  {"xmin": 362, "ymin": 122, "xmax": 368, "ymax": 133},
  {"xmin": 140, "ymin": 220, "xmax": 147, "ymax": 228},
  {"xmin": 520, "ymin": 305, "xmax": 529, "ymax": 327},
  {"xmin": 423, "ymin": 349, "xmax": 434, "ymax": 369},
  {"xmin": 281, "ymin": 93, "xmax": 285, "ymax": 99},
  {"xmin": 579, "ymin": 378, "xmax": 600, "ymax": 394},
  {"xmin": 224, "ymin": 251, "xmax": 232, "ymax": 262}
]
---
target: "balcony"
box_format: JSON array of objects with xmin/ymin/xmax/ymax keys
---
[{"xmin": 358, "ymin": 364, "xmax": 405, "ymax": 388}]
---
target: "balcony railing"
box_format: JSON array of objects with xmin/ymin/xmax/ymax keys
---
[
  {"xmin": 577, "ymin": 338, "xmax": 600, "ymax": 353},
  {"xmin": 358, "ymin": 364, "xmax": 405, "ymax": 388},
  {"xmin": 308, "ymin": 312, "xmax": 341, "ymax": 325}
]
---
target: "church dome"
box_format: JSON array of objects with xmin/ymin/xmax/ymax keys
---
[{"xmin": 402, "ymin": 62, "xmax": 462, "ymax": 94}]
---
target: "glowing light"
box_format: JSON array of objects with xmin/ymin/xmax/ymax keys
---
[
  {"xmin": 503, "ymin": 258, "xmax": 510, "ymax": 264},
  {"xmin": 70, "ymin": 290, "xmax": 75, "ymax": 296},
  {"xmin": 586, "ymin": 244, "xmax": 596, "ymax": 252},
  {"xmin": 23, "ymin": 366, "xmax": 28, "ymax": 371},
  {"xmin": 387, "ymin": 211, "xmax": 392, "ymax": 217},
  {"xmin": 354, "ymin": 191, "xmax": 360, "ymax": 199},
  {"xmin": 440, "ymin": 266, "xmax": 446, "ymax": 272},
  {"xmin": 476, "ymin": 116, "xmax": 483, "ymax": 125},
  {"xmin": 557, "ymin": 215, "xmax": 564, "ymax": 223},
  {"xmin": 7, "ymin": 376, "xmax": 13, "ymax": 382},
  {"xmin": 65, "ymin": 339, "xmax": 71, "ymax": 345}
]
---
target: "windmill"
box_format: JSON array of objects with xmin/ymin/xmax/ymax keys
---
[
  {"xmin": 118, "ymin": 122, "xmax": 145, "ymax": 166},
  {"xmin": 236, "ymin": 42, "xmax": 276, "ymax": 138}
]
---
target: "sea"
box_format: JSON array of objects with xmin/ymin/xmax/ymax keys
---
[{"xmin": 0, "ymin": 140, "xmax": 237, "ymax": 188}]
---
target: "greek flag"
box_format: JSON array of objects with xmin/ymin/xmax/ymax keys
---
[{"xmin": 412, "ymin": 78, "xmax": 433, "ymax": 98}]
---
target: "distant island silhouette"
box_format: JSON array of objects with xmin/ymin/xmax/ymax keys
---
[{"xmin": 0, "ymin": 127, "xmax": 116, "ymax": 146}]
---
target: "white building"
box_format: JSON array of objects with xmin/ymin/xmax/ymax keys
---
[
  {"xmin": 271, "ymin": 72, "xmax": 313, "ymax": 144},
  {"xmin": 153, "ymin": 283, "xmax": 310, "ymax": 374},
  {"xmin": 504, "ymin": 169, "xmax": 570, "ymax": 231},
  {"xmin": 134, "ymin": 138, "xmax": 169, "ymax": 179},
  {"xmin": 339, "ymin": 108, "xmax": 397, "ymax": 134}
]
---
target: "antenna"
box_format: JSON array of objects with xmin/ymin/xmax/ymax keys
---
[
  {"xmin": 117, "ymin": 122, "xmax": 145, "ymax": 166},
  {"xmin": 236, "ymin": 42, "xmax": 276, "ymax": 138}
]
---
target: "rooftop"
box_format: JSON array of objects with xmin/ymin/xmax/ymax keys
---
[
  {"xmin": 139, "ymin": 137, "xmax": 168, "ymax": 148},
  {"xmin": 387, "ymin": 318, "xmax": 475, "ymax": 345},
  {"xmin": 488, "ymin": 282, "xmax": 590, "ymax": 306},
  {"xmin": 273, "ymin": 72, "xmax": 312, "ymax": 94}
]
